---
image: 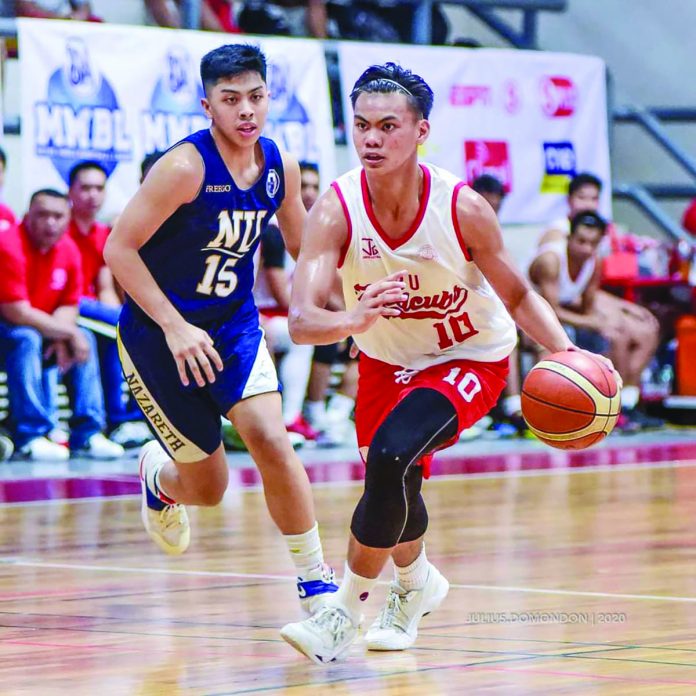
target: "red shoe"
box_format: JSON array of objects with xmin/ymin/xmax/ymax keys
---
[{"xmin": 286, "ymin": 415, "xmax": 319, "ymax": 441}]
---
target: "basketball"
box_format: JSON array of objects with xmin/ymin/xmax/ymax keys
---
[{"xmin": 521, "ymin": 350, "xmax": 621, "ymax": 449}]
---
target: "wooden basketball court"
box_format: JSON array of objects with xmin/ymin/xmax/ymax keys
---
[{"xmin": 2, "ymin": 460, "xmax": 696, "ymax": 694}]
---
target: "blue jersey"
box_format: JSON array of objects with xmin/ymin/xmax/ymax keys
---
[{"xmin": 131, "ymin": 129, "xmax": 285, "ymax": 326}]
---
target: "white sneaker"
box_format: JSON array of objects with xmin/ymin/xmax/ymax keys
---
[
  {"xmin": 0, "ymin": 433, "xmax": 14, "ymax": 462},
  {"xmin": 139, "ymin": 441, "xmax": 190, "ymax": 555},
  {"xmin": 109, "ymin": 421, "xmax": 153, "ymax": 449},
  {"xmin": 297, "ymin": 563, "xmax": 339, "ymax": 616},
  {"xmin": 365, "ymin": 565, "xmax": 449, "ymax": 651},
  {"xmin": 281, "ymin": 604, "xmax": 359, "ymax": 664},
  {"xmin": 48, "ymin": 427, "xmax": 69, "ymax": 446},
  {"xmin": 17, "ymin": 436, "xmax": 69, "ymax": 461},
  {"xmin": 74, "ymin": 433, "xmax": 125, "ymax": 459}
]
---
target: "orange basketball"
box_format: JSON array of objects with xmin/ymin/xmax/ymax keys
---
[{"xmin": 521, "ymin": 350, "xmax": 621, "ymax": 450}]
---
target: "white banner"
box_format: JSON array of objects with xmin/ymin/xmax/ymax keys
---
[
  {"xmin": 337, "ymin": 42, "xmax": 611, "ymax": 225},
  {"xmin": 18, "ymin": 19, "xmax": 336, "ymax": 219}
]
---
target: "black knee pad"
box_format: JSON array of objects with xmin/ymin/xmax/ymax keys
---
[
  {"xmin": 350, "ymin": 388, "xmax": 458, "ymax": 548},
  {"xmin": 351, "ymin": 429, "xmax": 427, "ymax": 548}
]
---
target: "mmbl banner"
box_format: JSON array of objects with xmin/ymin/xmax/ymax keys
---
[
  {"xmin": 337, "ymin": 42, "xmax": 611, "ymax": 225},
  {"xmin": 18, "ymin": 18, "xmax": 336, "ymax": 218}
]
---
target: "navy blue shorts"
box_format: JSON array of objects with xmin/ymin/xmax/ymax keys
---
[{"xmin": 117, "ymin": 304, "xmax": 279, "ymax": 462}]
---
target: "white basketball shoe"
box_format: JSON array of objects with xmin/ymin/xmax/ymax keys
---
[
  {"xmin": 280, "ymin": 604, "xmax": 360, "ymax": 664},
  {"xmin": 139, "ymin": 441, "xmax": 190, "ymax": 555},
  {"xmin": 365, "ymin": 564, "xmax": 449, "ymax": 651}
]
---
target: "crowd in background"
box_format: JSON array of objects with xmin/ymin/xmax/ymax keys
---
[
  {"xmin": 9, "ymin": 1, "xmax": 469, "ymax": 45},
  {"xmin": 1, "ymin": 1, "xmax": 695, "ymax": 462}
]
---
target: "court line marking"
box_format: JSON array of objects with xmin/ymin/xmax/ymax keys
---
[
  {"xmin": 4, "ymin": 558, "xmax": 696, "ymax": 604},
  {"xmin": 2, "ymin": 457, "xmax": 696, "ymax": 508}
]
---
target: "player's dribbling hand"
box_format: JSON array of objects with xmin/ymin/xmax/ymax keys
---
[
  {"xmin": 164, "ymin": 319, "xmax": 224, "ymax": 387},
  {"xmin": 570, "ymin": 346, "xmax": 623, "ymax": 391},
  {"xmin": 349, "ymin": 270, "xmax": 408, "ymax": 334}
]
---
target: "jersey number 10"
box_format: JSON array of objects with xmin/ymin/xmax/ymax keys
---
[{"xmin": 433, "ymin": 312, "xmax": 478, "ymax": 350}]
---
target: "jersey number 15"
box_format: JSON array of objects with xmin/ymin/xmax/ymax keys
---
[{"xmin": 196, "ymin": 254, "xmax": 238, "ymax": 297}]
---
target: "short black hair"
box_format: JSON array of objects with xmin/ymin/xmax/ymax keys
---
[
  {"xmin": 141, "ymin": 150, "xmax": 166, "ymax": 180},
  {"xmin": 568, "ymin": 172, "xmax": 602, "ymax": 197},
  {"xmin": 350, "ymin": 62, "xmax": 434, "ymax": 119},
  {"xmin": 472, "ymin": 174, "xmax": 505, "ymax": 197},
  {"xmin": 299, "ymin": 161, "xmax": 319, "ymax": 175},
  {"xmin": 68, "ymin": 160, "xmax": 107, "ymax": 187},
  {"xmin": 570, "ymin": 209, "xmax": 607, "ymax": 236},
  {"xmin": 200, "ymin": 43, "xmax": 266, "ymax": 95},
  {"xmin": 30, "ymin": 188, "xmax": 68, "ymax": 206},
  {"xmin": 0, "ymin": 146, "xmax": 6, "ymax": 168}
]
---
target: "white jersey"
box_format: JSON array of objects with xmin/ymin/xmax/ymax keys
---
[
  {"xmin": 334, "ymin": 163, "xmax": 517, "ymax": 370},
  {"xmin": 534, "ymin": 239, "xmax": 595, "ymax": 306}
]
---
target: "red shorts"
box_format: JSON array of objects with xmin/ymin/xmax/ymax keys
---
[{"xmin": 355, "ymin": 354, "xmax": 509, "ymax": 477}]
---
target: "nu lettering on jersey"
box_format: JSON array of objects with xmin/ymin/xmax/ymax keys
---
[
  {"xmin": 135, "ymin": 129, "xmax": 284, "ymax": 324},
  {"xmin": 205, "ymin": 209, "xmax": 268, "ymax": 260}
]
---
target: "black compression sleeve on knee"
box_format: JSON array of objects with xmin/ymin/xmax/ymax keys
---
[{"xmin": 351, "ymin": 388, "xmax": 458, "ymax": 548}]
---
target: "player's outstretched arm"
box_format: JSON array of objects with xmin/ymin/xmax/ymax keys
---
[
  {"xmin": 458, "ymin": 188, "xmax": 618, "ymax": 377},
  {"xmin": 456, "ymin": 186, "xmax": 572, "ymax": 354},
  {"xmin": 289, "ymin": 187, "xmax": 406, "ymax": 345},
  {"xmin": 275, "ymin": 152, "xmax": 306, "ymax": 261},
  {"xmin": 104, "ymin": 145, "xmax": 223, "ymax": 387}
]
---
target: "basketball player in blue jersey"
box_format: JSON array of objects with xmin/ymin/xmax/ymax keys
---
[{"xmin": 104, "ymin": 44, "xmax": 337, "ymax": 615}]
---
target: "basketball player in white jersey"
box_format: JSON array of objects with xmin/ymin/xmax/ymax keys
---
[
  {"xmin": 529, "ymin": 210, "xmax": 610, "ymax": 355},
  {"xmin": 280, "ymin": 63, "xmax": 618, "ymax": 664}
]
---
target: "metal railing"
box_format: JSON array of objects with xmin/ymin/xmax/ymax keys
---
[{"xmin": 613, "ymin": 106, "xmax": 696, "ymax": 241}]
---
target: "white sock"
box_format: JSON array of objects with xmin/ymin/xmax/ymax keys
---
[
  {"xmin": 327, "ymin": 393, "xmax": 355, "ymax": 421},
  {"xmin": 331, "ymin": 563, "xmax": 377, "ymax": 624},
  {"xmin": 621, "ymin": 385, "xmax": 640, "ymax": 410},
  {"xmin": 284, "ymin": 522, "xmax": 324, "ymax": 578},
  {"xmin": 152, "ymin": 467, "xmax": 176, "ymax": 505},
  {"xmin": 143, "ymin": 445, "xmax": 176, "ymax": 505},
  {"xmin": 395, "ymin": 546, "xmax": 430, "ymax": 591},
  {"xmin": 305, "ymin": 400, "xmax": 327, "ymax": 429},
  {"xmin": 502, "ymin": 394, "xmax": 522, "ymax": 417}
]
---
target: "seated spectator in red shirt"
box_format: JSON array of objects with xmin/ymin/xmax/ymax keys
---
[
  {"xmin": 0, "ymin": 189, "xmax": 124, "ymax": 461},
  {"xmin": 68, "ymin": 161, "xmax": 152, "ymax": 449},
  {"xmin": 0, "ymin": 146, "xmax": 17, "ymax": 234}
]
